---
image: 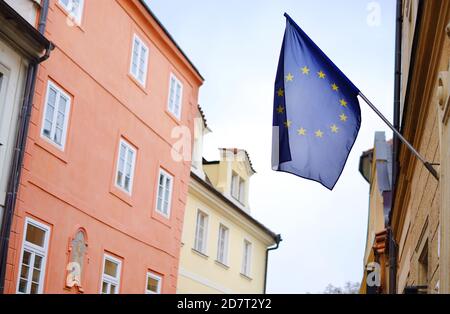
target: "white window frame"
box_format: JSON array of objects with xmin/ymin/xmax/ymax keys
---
[
  {"xmin": 155, "ymin": 168, "xmax": 174, "ymax": 218},
  {"xmin": 129, "ymin": 34, "xmax": 149, "ymax": 86},
  {"xmin": 194, "ymin": 210, "xmax": 209, "ymax": 254},
  {"xmin": 238, "ymin": 179, "xmax": 246, "ymax": 204},
  {"xmin": 231, "ymin": 172, "xmax": 239, "ymax": 200},
  {"xmin": 40, "ymin": 81, "xmax": 71, "ymax": 151},
  {"xmin": 241, "ymin": 239, "xmax": 252, "ymax": 277},
  {"xmin": 114, "ymin": 139, "xmax": 137, "ymax": 195},
  {"xmin": 145, "ymin": 272, "xmax": 162, "ymax": 294},
  {"xmin": 58, "ymin": 0, "xmax": 85, "ymax": 25},
  {"xmin": 16, "ymin": 218, "xmax": 51, "ymax": 294},
  {"xmin": 216, "ymin": 224, "xmax": 229, "ymax": 265},
  {"xmin": 100, "ymin": 254, "xmax": 122, "ymax": 294},
  {"xmin": 167, "ymin": 73, "xmax": 183, "ymax": 119},
  {"xmin": 231, "ymin": 172, "xmax": 246, "ymax": 204}
]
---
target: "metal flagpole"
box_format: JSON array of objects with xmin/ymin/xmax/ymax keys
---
[{"xmin": 358, "ymin": 92, "xmax": 439, "ymax": 180}]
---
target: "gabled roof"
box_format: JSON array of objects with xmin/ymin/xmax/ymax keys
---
[
  {"xmin": 190, "ymin": 171, "xmax": 278, "ymax": 242},
  {"xmin": 218, "ymin": 148, "xmax": 257, "ymax": 175}
]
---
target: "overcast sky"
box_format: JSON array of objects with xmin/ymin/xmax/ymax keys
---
[{"xmin": 148, "ymin": 0, "xmax": 395, "ymax": 293}]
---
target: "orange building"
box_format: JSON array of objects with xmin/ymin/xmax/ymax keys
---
[{"xmin": 0, "ymin": 0, "xmax": 203, "ymax": 294}]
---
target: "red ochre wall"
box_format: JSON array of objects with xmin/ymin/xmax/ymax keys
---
[{"xmin": 4, "ymin": 0, "xmax": 202, "ymax": 293}]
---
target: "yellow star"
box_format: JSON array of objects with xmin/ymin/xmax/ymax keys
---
[
  {"xmin": 331, "ymin": 83, "xmax": 339, "ymax": 91},
  {"xmin": 277, "ymin": 88, "xmax": 284, "ymax": 97},
  {"xmin": 286, "ymin": 73, "xmax": 294, "ymax": 82},
  {"xmin": 276, "ymin": 105, "xmax": 285, "ymax": 114},
  {"xmin": 297, "ymin": 128, "xmax": 307, "ymax": 136},
  {"xmin": 330, "ymin": 124, "xmax": 339, "ymax": 133},
  {"xmin": 340, "ymin": 113, "xmax": 348, "ymax": 122},
  {"xmin": 340, "ymin": 99, "xmax": 348, "ymax": 107},
  {"xmin": 315, "ymin": 130, "xmax": 324, "ymax": 138},
  {"xmin": 318, "ymin": 71, "xmax": 326, "ymax": 79},
  {"xmin": 284, "ymin": 120, "xmax": 292, "ymax": 128},
  {"xmin": 301, "ymin": 66, "xmax": 310, "ymax": 75}
]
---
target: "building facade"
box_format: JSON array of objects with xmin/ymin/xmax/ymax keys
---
[
  {"xmin": 177, "ymin": 111, "xmax": 280, "ymax": 294},
  {"xmin": 360, "ymin": 0, "xmax": 450, "ymax": 294},
  {"xmin": 0, "ymin": 0, "xmax": 203, "ymax": 294},
  {"xmin": 358, "ymin": 132, "xmax": 393, "ymax": 294}
]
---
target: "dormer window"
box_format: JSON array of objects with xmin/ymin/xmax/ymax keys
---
[{"xmin": 231, "ymin": 172, "xmax": 245, "ymax": 204}]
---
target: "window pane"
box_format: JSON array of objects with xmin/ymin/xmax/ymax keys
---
[
  {"xmin": 25, "ymin": 224, "xmax": 46, "ymax": 247},
  {"xmin": 20, "ymin": 264, "xmax": 30, "ymax": 280},
  {"xmin": 147, "ymin": 276, "xmax": 159, "ymax": 293},
  {"xmin": 104, "ymin": 259, "xmax": 118, "ymax": 278},
  {"xmin": 30, "ymin": 282, "xmax": 39, "ymax": 294},
  {"xmin": 132, "ymin": 40, "xmax": 140, "ymax": 76},
  {"xmin": 102, "ymin": 281, "xmax": 108, "ymax": 294},
  {"xmin": 18, "ymin": 279, "xmax": 28, "ymax": 293},
  {"xmin": 110, "ymin": 284, "xmax": 117, "ymax": 294},
  {"xmin": 34, "ymin": 255, "xmax": 43, "ymax": 269},
  {"xmin": 32, "ymin": 269, "xmax": 41, "ymax": 283},
  {"xmin": 116, "ymin": 171, "xmax": 123, "ymax": 187},
  {"xmin": 22, "ymin": 251, "xmax": 31, "ymax": 266},
  {"xmin": 124, "ymin": 176, "xmax": 130, "ymax": 191},
  {"xmin": 60, "ymin": 0, "xmax": 70, "ymax": 7},
  {"xmin": 54, "ymin": 127, "xmax": 63, "ymax": 145}
]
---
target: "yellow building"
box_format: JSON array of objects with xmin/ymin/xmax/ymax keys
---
[{"xmin": 177, "ymin": 108, "xmax": 281, "ymax": 294}]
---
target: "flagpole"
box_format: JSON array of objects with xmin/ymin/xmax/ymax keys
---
[{"xmin": 358, "ymin": 92, "xmax": 439, "ymax": 180}]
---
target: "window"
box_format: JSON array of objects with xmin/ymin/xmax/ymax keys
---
[
  {"xmin": 241, "ymin": 240, "xmax": 252, "ymax": 277},
  {"xmin": 130, "ymin": 34, "xmax": 149, "ymax": 86},
  {"xmin": 17, "ymin": 218, "xmax": 51, "ymax": 294},
  {"xmin": 59, "ymin": 0, "xmax": 84, "ymax": 24},
  {"xmin": 101, "ymin": 254, "xmax": 121, "ymax": 294},
  {"xmin": 231, "ymin": 172, "xmax": 239, "ymax": 199},
  {"xmin": 41, "ymin": 81, "xmax": 71, "ymax": 150},
  {"xmin": 115, "ymin": 139, "xmax": 136, "ymax": 194},
  {"xmin": 217, "ymin": 224, "xmax": 229, "ymax": 265},
  {"xmin": 239, "ymin": 180, "xmax": 245, "ymax": 204},
  {"xmin": 194, "ymin": 211, "xmax": 208, "ymax": 254},
  {"xmin": 145, "ymin": 272, "xmax": 162, "ymax": 294},
  {"xmin": 167, "ymin": 74, "xmax": 183, "ymax": 119},
  {"xmin": 155, "ymin": 169, "xmax": 173, "ymax": 218},
  {"xmin": 231, "ymin": 172, "xmax": 246, "ymax": 204}
]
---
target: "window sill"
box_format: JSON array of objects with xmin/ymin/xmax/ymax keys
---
[
  {"xmin": 55, "ymin": 3, "xmax": 86, "ymax": 33},
  {"xmin": 109, "ymin": 186, "xmax": 133, "ymax": 207},
  {"xmin": 240, "ymin": 273, "xmax": 253, "ymax": 281},
  {"xmin": 165, "ymin": 109, "xmax": 182, "ymax": 126},
  {"xmin": 191, "ymin": 248, "xmax": 208, "ymax": 259},
  {"xmin": 151, "ymin": 209, "xmax": 172, "ymax": 228},
  {"xmin": 127, "ymin": 73, "xmax": 148, "ymax": 94},
  {"xmin": 35, "ymin": 137, "xmax": 69, "ymax": 164},
  {"xmin": 215, "ymin": 260, "xmax": 230, "ymax": 270}
]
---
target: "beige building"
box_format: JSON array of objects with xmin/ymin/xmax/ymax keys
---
[
  {"xmin": 177, "ymin": 108, "xmax": 281, "ymax": 294},
  {"xmin": 360, "ymin": 0, "xmax": 450, "ymax": 294}
]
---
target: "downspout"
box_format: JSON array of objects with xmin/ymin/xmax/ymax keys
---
[
  {"xmin": 389, "ymin": 0, "xmax": 402, "ymax": 295},
  {"xmin": 0, "ymin": 0, "xmax": 52, "ymax": 294},
  {"xmin": 263, "ymin": 234, "xmax": 282, "ymax": 294}
]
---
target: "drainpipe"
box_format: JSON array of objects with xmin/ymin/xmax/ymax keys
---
[
  {"xmin": 0, "ymin": 0, "xmax": 52, "ymax": 294},
  {"xmin": 389, "ymin": 0, "xmax": 402, "ymax": 295},
  {"xmin": 263, "ymin": 234, "xmax": 282, "ymax": 294}
]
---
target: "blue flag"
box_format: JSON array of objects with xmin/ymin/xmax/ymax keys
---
[{"xmin": 272, "ymin": 13, "xmax": 361, "ymax": 190}]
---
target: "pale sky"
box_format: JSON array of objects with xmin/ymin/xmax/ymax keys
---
[{"xmin": 148, "ymin": 0, "xmax": 395, "ymax": 293}]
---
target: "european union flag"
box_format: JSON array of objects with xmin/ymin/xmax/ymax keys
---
[{"xmin": 272, "ymin": 13, "xmax": 361, "ymax": 190}]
